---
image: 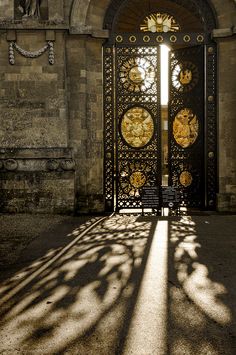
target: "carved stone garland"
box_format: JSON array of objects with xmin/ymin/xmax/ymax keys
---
[{"xmin": 9, "ymin": 41, "xmax": 54, "ymax": 65}]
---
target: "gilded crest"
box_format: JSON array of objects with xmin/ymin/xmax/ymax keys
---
[
  {"xmin": 173, "ymin": 108, "xmax": 199, "ymax": 148},
  {"xmin": 121, "ymin": 107, "xmax": 154, "ymax": 148},
  {"xmin": 119, "ymin": 161, "xmax": 153, "ymax": 197},
  {"xmin": 179, "ymin": 69, "xmax": 192, "ymax": 85},
  {"xmin": 140, "ymin": 13, "xmax": 180, "ymax": 33},
  {"xmin": 129, "ymin": 66, "xmax": 146, "ymax": 84}
]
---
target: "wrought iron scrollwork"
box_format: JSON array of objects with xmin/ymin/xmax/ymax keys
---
[
  {"xmin": 115, "ymin": 45, "xmax": 161, "ymax": 209},
  {"xmin": 169, "ymin": 45, "xmax": 205, "ymax": 208},
  {"xmin": 103, "ymin": 45, "xmax": 115, "ymax": 211}
]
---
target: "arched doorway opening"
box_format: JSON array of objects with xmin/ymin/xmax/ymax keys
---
[{"xmin": 103, "ymin": 0, "xmax": 218, "ymax": 212}]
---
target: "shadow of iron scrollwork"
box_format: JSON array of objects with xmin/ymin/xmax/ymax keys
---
[{"xmin": 0, "ymin": 214, "xmax": 157, "ymax": 354}]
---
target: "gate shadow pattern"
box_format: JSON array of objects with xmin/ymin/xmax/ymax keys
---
[
  {"xmin": 0, "ymin": 214, "xmax": 235, "ymax": 354},
  {"xmin": 168, "ymin": 215, "xmax": 236, "ymax": 354},
  {"xmin": 0, "ymin": 214, "xmax": 157, "ymax": 354}
]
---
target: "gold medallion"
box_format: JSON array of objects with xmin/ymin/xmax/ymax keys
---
[
  {"xmin": 121, "ymin": 107, "xmax": 154, "ymax": 148},
  {"xmin": 179, "ymin": 69, "xmax": 192, "ymax": 85},
  {"xmin": 119, "ymin": 57, "xmax": 156, "ymax": 92},
  {"xmin": 172, "ymin": 61, "xmax": 199, "ymax": 92},
  {"xmin": 128, "ymin": 66, "xmax": 146, "ymax": 84},
  {"xmin": 173, "ymin": 108, "xmax": 199, "ymax": 148}
]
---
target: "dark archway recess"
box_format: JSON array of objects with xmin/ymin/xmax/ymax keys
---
[{"xmin": 104, "ymin": 0, "xmax": 217, "ymax": 33}]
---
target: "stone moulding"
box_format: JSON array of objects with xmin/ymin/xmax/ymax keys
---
[
  {"xmin": 9, "ymin": 41, "xmax": 54, "ymax": 65},
  {"xmin": 46, "ymin": 159, "xmax": 60, "ymax": 171},
  {"xmin": 0, "ymin": 159, "xmax": 75, "ymax": 171},
  {"xmin": 60, "ymin": 159, "xmax": 76, "ymax": 171},
  {"xmin": 46, "ymin": 159, "xmax": 75, "ymax": 171}
]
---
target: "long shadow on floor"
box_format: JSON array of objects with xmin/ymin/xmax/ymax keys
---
[
  {"xmin": 0, "ymin": 214, "xmax": 158, "ymax": 354},
  {"xmin": 0, "ymin": 214, "xmax": 235, "ymax": 354},
  {"xmin": 168, "ymin": 215, "xmax": 236, "ymax": 355}
]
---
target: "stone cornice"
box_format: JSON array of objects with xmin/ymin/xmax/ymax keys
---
[
  {"xmin": 0, "ymin": 19, "xmax": 69, "ymax": 30},
  {"xmin": 69, "ymin": 25, "xmax": 109, "ymax": 38},
  {"xmin": 212, "ymin": 26, "xmax": 236, "ymax": 38}
]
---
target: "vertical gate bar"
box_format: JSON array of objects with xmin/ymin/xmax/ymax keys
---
[
  {"xmin": 204, "ymin": 44, "xmax": 207, "ymax": 209},
  {"xmin": 103, "ymin": 44, "xmax": 115, "ymax": 212},
  {"xmin": 114, "ymin": 43, "xmax": 119, "ymax": 212},
  {"xmin": 205, "ymin": 43, "xmax": 218, "ymax": 209},
  {"xmin": 157, "ymin": 45, "xmax": 162, "ymax": 189}
]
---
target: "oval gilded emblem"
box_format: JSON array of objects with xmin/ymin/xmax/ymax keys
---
[
  {"xmin": 121, "ymin": 107, "xmax": 154, "ymax": 148},
  {"xmin": 173, "ymin": 108, "xmax": 199, "ymax": 148},
  {"xmin": 179, "ymin": 171, "xmax": 193, "ymax": 187}
]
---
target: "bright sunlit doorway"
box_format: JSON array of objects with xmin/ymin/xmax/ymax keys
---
[{"xmin": 160, "ymin": 44, "xmax": 170, "ymax": 187}]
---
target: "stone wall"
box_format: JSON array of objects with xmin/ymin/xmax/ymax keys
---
[
  {"xmin": 0, "ymin": 0, "xmax": 13, "ymax": 21},
  {"xmin": 0, "ymin": 28, "xmax": 75, "ymax": 213},
  {"xmin": 0, "ymin": 150, "xmax": 75, "ymax": 213},
  {"xmin": 66, "ymin": 35, "xmax": 104, "ymax": 213},
  {"xmin": 217, "ymin": 38, "xmax": 236, "ymax": 211},
  {"xmin": 211, "ymin": 0, "xmax": 236, "ymax": 212},
  {"xmin": 0, "ymin": 31, "xmax": 68, "ymax": 148},
  {"xmin": 206, "ymin": 0, "xmax": 236, "ymax": 211}
]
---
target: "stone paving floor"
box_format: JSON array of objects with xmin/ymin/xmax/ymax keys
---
[
  {"xmin": 0, "ymin": 213, "xmax": 236, "ymax": 354},
  {"xmin": 0, "ymin": 214, "xmax": 71, "ymax": 269}
]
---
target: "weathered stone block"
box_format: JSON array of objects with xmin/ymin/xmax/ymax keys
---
[
  {"xmin": 0, "ymin": 171, "xmax": 75, "ymax": 214},
  {"xmin": 0, "ymin": 0, "xmax": 13, "ymax": 20}
]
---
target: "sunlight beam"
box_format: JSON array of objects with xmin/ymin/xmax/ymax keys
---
[
  {"xmin": 123, "ymin": 220, "xmax": 168, "ymax": 355},
  {"xmin": 160, "ymin": 44, "xmax": 170, "ymax": 105}
]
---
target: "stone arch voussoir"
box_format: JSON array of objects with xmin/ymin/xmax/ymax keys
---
[
  {"xmin": 70, "ymin": 0, "xmax": 110, "ymax": 31},
  {"xmin": 70, "ymin": 0, "xmax": 236, "ymax": 35}
]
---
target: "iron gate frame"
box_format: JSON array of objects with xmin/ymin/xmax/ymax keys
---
[{"xmin": 103, "ymin": 32, "xmax": 217, "ymax": 211}]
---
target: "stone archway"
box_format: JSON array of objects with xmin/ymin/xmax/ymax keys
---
[
  {"xmin": 70, "ymin": 0, "xmax": 236, "ymax": 31},
  {"xmin": 70, "ymin": 0, "xmax": 110, "ymax": 31}
]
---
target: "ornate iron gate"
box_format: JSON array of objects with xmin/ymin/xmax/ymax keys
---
[
  {"xmin": 104, "ymin": 35, "xmax": 217, "ymax": 212},
  {"xmin": 115, "ymin": 45, "xmax": 161, "ymax": 210}
]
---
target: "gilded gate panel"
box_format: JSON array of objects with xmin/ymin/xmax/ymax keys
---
[
  {"xmin": 169, "ymin": 45, "xmax": 205, "ymax": 208},
  {"xmin": 115, "ymin": 45, "xmax": 161, "ymax": 210},
  {"xmin": 104, "ymin": 36, "xmax": 217, "ymax": 211}
]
